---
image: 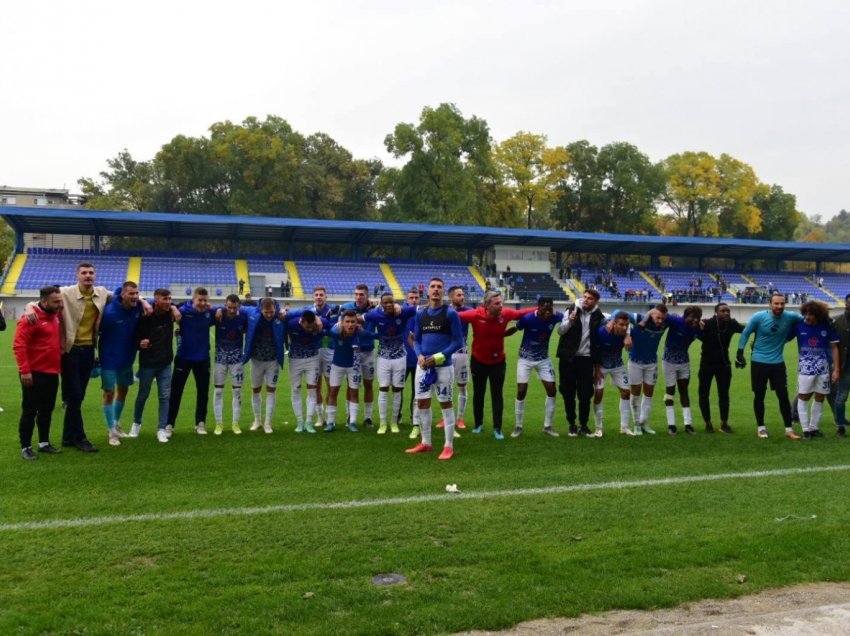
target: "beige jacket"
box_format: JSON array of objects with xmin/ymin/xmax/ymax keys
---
[{"xmin": 59, "ymin": 285, "xmax": 111, "ymax": 353}]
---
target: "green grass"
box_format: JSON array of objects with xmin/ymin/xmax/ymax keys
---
[{"xmin": 1, "ymin": 327, "xmax": 848, "ymax": 635}]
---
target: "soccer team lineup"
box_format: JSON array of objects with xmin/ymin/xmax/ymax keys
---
[{"xmin": 13, "ymin": 260, "xmax": 850, "ymax": 462}]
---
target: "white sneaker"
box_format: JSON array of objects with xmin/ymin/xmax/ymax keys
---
[
  {"xmin": 263, "ymin": 422, "xmax": 273, "ymax": 434},
  {"xmin": 129, "ymin": 423, "xmax": 142, "ymax": 438},
  {"xmin": 640, "ymin": 423, "xmax": 657, "ymax": 435},
  {"xmin": 620, "ymin": 427, "xmax": 635, "ymax": 436},
  {"xmin": 510, "ymin": 427, "xmax": 523, "ymax": 438},
  {"xmin": 108, "ymin": 431, "xmax": 121, "ymax": 446},
  {"xmin": 195, "ymin": 422, "xmax": 208, "ymax": 435},
  {"xmin": 113, "ymin": 423, "xmax": 129, "ymax": 438},
  {"xmin": 594, "ymin": 428, "xmax": 603, "ymax": 437},
  {"xmin": 157, "ymin": 429, "xmax": 169, "ymax": 443},
  {"xmin": 250, "ymin": 420, "xmax": 263, "ymax": 431},
  {"xmin": 633, "ymin": 425, "xmax": 643, "ymax": 436},
  {"xmin": 164, "ymin": 424, "xmax": 174, "ymax": 439}
]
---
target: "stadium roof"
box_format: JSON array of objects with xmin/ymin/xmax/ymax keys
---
[{"xmin": 3, "ymin": 206, "xmax": 850, "ymax": 263}]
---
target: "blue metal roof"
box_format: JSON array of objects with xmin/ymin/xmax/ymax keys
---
[{"xmin": 2, "ymin": 206, "xmax": 849, "ymax": 262}]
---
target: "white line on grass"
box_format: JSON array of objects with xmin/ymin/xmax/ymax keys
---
[{"xmin": 3, "ymin": 464, "xmax": 849, "ymax": 532}]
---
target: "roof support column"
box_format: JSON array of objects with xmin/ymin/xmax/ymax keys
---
[{"xmin": 466, "ymin": 247, "xmax": 473, "ymax": 265}]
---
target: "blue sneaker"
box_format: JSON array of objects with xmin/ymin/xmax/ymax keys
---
[
  {"xmin": 493, "ymin": 430, "xmax": 504, "ymax": 440},
  {"xmin": 347, "ymin": 422, "xmax": 359, "ymax": 432},
  {"xmin": 324, "ymin": 423, "xmax": 336, "ymax": 432},
  {"xmin": 473, "ymin": 425, "xmax": 483, "ymax": 434}
]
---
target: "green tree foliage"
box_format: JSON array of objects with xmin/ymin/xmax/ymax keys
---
[
  {"xmin": 80, "ymin": 116, "xmax": 379, "ymax": 220},
  {"xmin": 381, "ymin": 103, "xmax": 495, "ymax": 226},
  {"xmin": 754, "ymin": 185, "xmax": 802, "ymax": 241},
  {"xmin": 551, "ymin": 141, "xmax": 661, "ymax": 234},
  {"xmin": 823, "ymin": 209, "xmax": 850, "ymax": 243}
]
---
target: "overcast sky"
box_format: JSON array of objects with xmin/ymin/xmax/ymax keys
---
[{"xmin": 2, "ymin": 0, "xmax": 848, "ymax": 220}]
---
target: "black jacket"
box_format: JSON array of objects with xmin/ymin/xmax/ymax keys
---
[
  {"xmin": 556, "ymin": 303, "xmax": 604, "ymax": 364},
  {"xmin": 699, "ymin": 316, "xmax": 744, "ymax": 368},
  {"xmin": 135, "ymin": 309, "xmax": 175, "ymax": 369}
]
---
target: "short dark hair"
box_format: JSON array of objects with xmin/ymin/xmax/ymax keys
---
[
  {"xmin": 537, "ymin": 296, "xmax": 554, "ymax": 308},
  {"xmin": 300, "ymin": 309, "xmax": 316, "ymax": 323},
  {"xmin": 771, "ymin": 291, "xmax": 785, "ymax": 300},
  {"xmin": 583, "ymin": 289, "xmax": 601, "ymax": 301},
  {"xmin": 448, "ymin": 286, "xmax": 462, "ymax": 295},
  {"xmin": 407, "ymin": 288, "xmax": 420, "ymax": 296},
  {"xmin": 714, "ymin": 302, "xmax": 729, "ymax": 313},
  {"xmin": 341, "ymin": 309, "xmax": 358, "ymax": 319},
  {"xmin": 225, "ymin": 294, "xmax": 241, "ymax": 304},
  {"xmin": 76, "ymin": 262, "xmax": 94, "ymax": 272},
  {"xmin": 154, "ymin": 288, "xmax": 171, "ymax": 297},
  {"xmin": 40, "ymin": 285, "xmax": 60, "ymax": 299},
  {"xmin": 683, "ymin": 306, "xmax": 703, "ymax": 320},
  {"xmin": 313, "ymin": 286, "xmax": 326, "ymax": 294},
  {"xmin": 613, "ymin": 311, "xmax": 630, "ymax": 322},
  {"xmin": 654, "ymin": 303, "xmax": 668, "ymax": 314},
  {"xmin": 122, "ymin": 281, "xmax": 138, "ymax": 291},
  {"xmin": 429, "ymin": 277, "xmax": 444, "ymax": 286},
  {"xmin": 193, "ymin": 286, "xmax": 209, "ymax": 297},
  {"xmin": 260, "ymin": 298, "xmax": 276, "ymax": 310},
  {"xmin": 380, "ymin": 292, "xmax": 394, "ymax": 302},
  {"xmin": 845, "ymin": 292, "xmax": 850, "ymax": 301},
  {"xmin": 355, "ymin": 284, "xmax": 369, "ymax": 294}
]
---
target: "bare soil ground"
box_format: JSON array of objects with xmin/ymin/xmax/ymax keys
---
[{"xmin": 459, "ymin": 582, "xmax": 850, "ymax": 635}]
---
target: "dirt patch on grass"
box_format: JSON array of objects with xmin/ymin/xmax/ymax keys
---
[{"xmin": 459, "ymin": 582, "xmax": 850, "ymax": 635}]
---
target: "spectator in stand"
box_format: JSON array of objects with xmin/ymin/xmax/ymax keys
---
[{"xmin": 13, "ymin": 285, "xmax": 63, "ymax": 460}]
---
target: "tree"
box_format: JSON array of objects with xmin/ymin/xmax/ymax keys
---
[
  {"xmin": 661, "ymin": 151, "xmax": 722, "ymax": 236},
  {"xmin": 383, "ymin": 103, "xmax": 495, "ymax": 226},
  {"xmin": 493, "ymin": 132, "xmax": 569, "ymax": 229},
  {"xmin": 754, "ymin": 185, "xmax": 801, "ymax": 241},
  {"xmin": 715, "ymin": 154, "xmax": 762, "ymax": 238},
  {"xmin": 594, "ymin": 142, "xmax": 663, "ymax": 235},
  {"xmin": 551, "ymin": 140, "xmax": 602, "ymax": 232},
  {"xmin": 823, "ymin": 209, "xmax": 850, "ymax": 243}
]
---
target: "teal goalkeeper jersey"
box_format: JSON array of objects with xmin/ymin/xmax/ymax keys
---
[{"xmin": 738, "ymin": 310, "xmax": 803, "ymax": 364}]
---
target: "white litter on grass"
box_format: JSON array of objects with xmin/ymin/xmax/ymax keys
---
[
  {"xmin": 1, "ymin": 464, "xmax": 848, "ymax": 533},
  {"xmin": 445, "ymin": 484, "xmax": 460, "ymax": 493},
  {"xmin": 775, "ymin": 514, "xmax": 818, "ymax": 522}
]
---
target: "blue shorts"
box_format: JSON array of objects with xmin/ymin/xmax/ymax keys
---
[{"xmin": 101, "ymin": 366, "xmax": 135, "ymax": 391}]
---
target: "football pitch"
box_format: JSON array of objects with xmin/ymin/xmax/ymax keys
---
[{"xmin": 1, "ymin": 326, "xmax": 849, "ymax": 635}]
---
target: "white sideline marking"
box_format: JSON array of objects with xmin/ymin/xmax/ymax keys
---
[{"xmin": 2, "ymin": 464, "xmax": 849, "ymax": 532}]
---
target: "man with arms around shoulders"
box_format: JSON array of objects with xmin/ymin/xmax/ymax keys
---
[
  {"xmin": 698, "ymin": 302, "xmax": 744, "ymax": 433},
  {"xmin": 437, "ymin": 285, "xmax": 472, "ymax": 430},
  {"xmin": 213, "ymin": 294, "xmax": 249, "ymax": 435},
  {"xmin": 339, "ymin": 284, "xmax": 378, "ymax": 427},
  {"xmin": 286, "ymin": 309, "xmax": 329, "ymax": 433},
  {"xmin": 736, "ymin": 291, "xmax": 804, "ymax": 439},
  {"xmin": 457, "ymin": 290, "xmax": 535, "ymax": 439},
  {"xmin": 408, "ymin": 277, "xmax": 464, "ymax": 460},
  {"xmin": 506, "ymin": 297, "xmax": 563, "ymax": 438},
  {"xmin": 791, "ymin": 300, "xmax": 839, "ymax": 439},
  {"xmin": 624, "ymin": 304, "xmax": 669, "ymax": 435},
  {"xmin": 309, "ymin": 285, "xmax": 339, "ymax": 428},
  {"xmin": 325, "ymin": 310, "xmax": 376, "ymax": 432},
  {"xmin": 14, "ymin": 286, "xmax": 63, "ymax": 460},
  {"xmin": 244, "ymin": 297, "xmax": 286, "ymax": 434},
  {"xmin": 557, "ymin": 289, "xmax": 605, "ymax": 438},
  {"xmin": 661, "ymin": 306, "xmax": 703, "ymax": 435},
  {"xmin": 98, "ymin": 281, "xmax": 145, "ymax": 446},
  {"xmin": 593, "ymin": 311, "xmax": 633, "ymax": 436},
  {"xmin": 165, "ymin": 286, "xmax": 216, "ymax": 439},
  {"xmin": 399, "ymin": 288, "xmax": 423, "ymax": 438},
  {"xmin": 364, "ymin": 293, "xmax": 418, "ymax": 434},
  {"xmin": 134, "ymin": 288, "xmax": 180, "ymax": 442}
]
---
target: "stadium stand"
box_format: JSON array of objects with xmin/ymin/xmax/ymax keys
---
[
  {"xmin": 138, "ymin": 255, "xmax": 235, "ymax": 293},
  {"xmin": 390, "ymin": 262, "xmax": 484, "ymax": 300},
  {"xmin": 295, "ymin": 258, "xmax": 388, "ymax": 297},
  {"xmin": 819, "ymin": 273, "xmax": 850, "ymax": 300},
  {"xmin": 17, "ymin": 250, "xmax": 128, "ymax": 291},
  {"xmin": 507, "ymin": 272, "xmax": 570, "ymax": 302},
  {"xmin": 745, "ymin": 271, "xmax": 833, "ymax": 304}
]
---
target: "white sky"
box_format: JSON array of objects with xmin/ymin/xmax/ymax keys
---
[{"xmin": 2, "ymin": 0, "xmax": 848, "ymax": 219}]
